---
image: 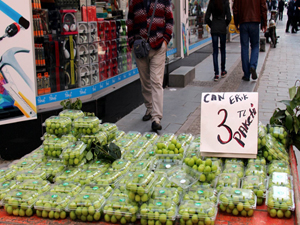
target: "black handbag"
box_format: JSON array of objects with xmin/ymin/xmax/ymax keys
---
[{"xmin": 133, "ymin": 0, "xmax": 158, "ymax": 59}]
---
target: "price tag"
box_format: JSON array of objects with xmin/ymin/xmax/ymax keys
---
[{"xmin": 200, "ymin": 92, "xmax": 258, "ymax": 158}]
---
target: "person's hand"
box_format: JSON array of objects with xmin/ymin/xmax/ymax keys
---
[{"xmin": 262, "ymin": 26, "xmax": 267, "ymax": 33}]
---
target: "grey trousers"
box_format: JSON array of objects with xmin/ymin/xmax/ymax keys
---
[{"xmin": 134, "ymin": 43, "xmax": 167, "ymax": 123}]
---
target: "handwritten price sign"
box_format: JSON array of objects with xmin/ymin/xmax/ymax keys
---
[{"xmin": 200, "ymin": 92, "xmax": 258, "ymax": 158}]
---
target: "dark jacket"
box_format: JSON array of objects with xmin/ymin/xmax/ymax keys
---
[
  {"xmin": 287, "ymin": 0, "xmax": 296, "ymax": 16},
  {"xmin": 205, "ymin": 0, "xmax": 231, "ymax": 34},
  {"xmin": 278, "ymin": 0, "xmax": 285, "ymax": 11},
  {"xmin": 127, "ymin": 0, "xmax": 174, "ymax": 50},
  {"xmin": 233, "ymin": 0, "xmax": 268, "ymax": 28}
]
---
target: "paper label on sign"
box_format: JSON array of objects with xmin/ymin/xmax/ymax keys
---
[{"xmin": 200, "ymin": 92, "xmax": 258, "ymax": 157}]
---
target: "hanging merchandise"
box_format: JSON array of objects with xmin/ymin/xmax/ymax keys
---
[{"xmin": 60, "ymin": 10, "xmax": 78, "ymax": 35}]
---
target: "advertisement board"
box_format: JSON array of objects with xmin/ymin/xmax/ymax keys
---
[{"xmin": 0, "ymin": 0, "xmax": 37, "ymax": 125}]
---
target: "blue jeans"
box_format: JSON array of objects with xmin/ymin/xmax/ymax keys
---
[
  {"xmin": 212, "ymin": 34, "xmax": 226, "ymax": 75},
  {"xmin": 240, "ymin": 22, "xmax": 260, "ymax": 78}
]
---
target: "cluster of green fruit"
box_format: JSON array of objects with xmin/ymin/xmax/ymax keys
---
[
  {"xmin": 112, "ymin": 172, "xmax": 133, "ymax": 195},
  {"xmin": 45, "ymin": 116, "xmax": 72, "ymax": 136},
  {"xmin": 100, "ymin": 123, "xmax": 118, "ymax": 142},
  {"xmin": 268, "ymin": 125, "xmax": 289, "ymax": 147},
  {"xmin": 61, "ymin": 141, "xmax": 87, "ymax": 166},
  {"xmin": 183, "ymin": 187, "xmax": 217, "ymax": 204},
  {"xmin": 245, "ymin": 164, "xmax": 267, "ymax": 179},
  {"xmin": 266, "ymin": 186, "xmax": 294, "ymax": 218},
  {"xmin": 268, "ymin": 172, "xmax": 292, "ymax": 189},
  {"xmin": 202, "ymin": 157, "xmax": 223, "ymax": 167},
  {"xmin": 178, "ymin": 200, "xmax": 217, "ymax": 225},
  {"xmin": 4, "ymin": 189, "xmax": 39, "ymax": 217},
  {"xmin": 140, "ymin": 200, "xmax": 177, "ymax": 225},
  {"xmin": 126, "ymin": 171, "xmax": 156, "ymax": 203},
  {"xmin": 247, "ymin": 156, "xmax": 267, "ymax": 165},
  {"xmin": 42, "ymin": 132, "xmax": 57, "ymax": 140},
  {"xmin": 268, "ymin": 161, "xmax": 291, "ymax": 174},
  {"xmin": 112, "ymin": 138, "xmax": 134, "ymax": 151},
  {"xmin": 257, "ymin": 122, "xmax": 268, "ymax": 150},
  {"xmin": 22, "ymin": 152, "xmax": 44, "ymax": 164},
  {"xmin": 61, "ymin": 133, "xmax": 77, "ymax": 143},
  {"xmin": 122, "ymin": 131, "xmax": 141, "ymax": 142},
  {"xmin": 153, "ymin": 173, "xmax": 168, "ymax": 188},
  {"xmin": 241, "ymin": 175, "xmax": 266, "ymax": 205},
  {"xmin": 176, "ymin": 133, "xmax": 194, "ymax": 146},
  {"xmin": 115, "ymin": 130, "xmax": 126, "ymax": 141},
  {"xmin": 34, "ymin": 193, "xmax": 70, "ymax": 219},
  {"xmin": 43, "ymin": 137, "xmax": 69, "ymax": 158},
  {"xmin": 153, "ymin": 159, "xmax": 182, "ymax": 174},
  {"xmin": 168, "ymin": 166, "xmax": 198, "ymax": 189},
  {"xmin": 15, "ymin": 170, "xmax": 47, "ymax": 182},
  {"xmin": 16, "ymin": 179, "xmax": 51, "ymax": 194},
  {"xmin": 223, "ymin": 163, "xmax": 244, "ymax": 178},
  {"xmin": 59, "ymin": 109, "xmax": 84, "ymax": 121},
  {"xmin": 73, "ymin": 116, "xmax": 101, "ymax": 135},
  {"xmin": 54, "ymin": 168, "xmax": 81, "ymax": 182},
  {"xmin": 65, "ymin": 169, "xmax": 103, "ymax": 185},
  {"xmin": 219, "ymin": 189, "xmax": 256, "ymax": 217},
  {"xmin": 9, "ymin": 160, "xmax": 37, "ymax": 171},
  {"xmin": 151, "ymin": 188, "xmax": 180, "ymax": 205},
  {"xmin": 82, "ymin": 159, "xmax": 111, "ymax": 170},
  {"xmin": 78, "ymin": 132, "xmax": 107, "ymax": 150},
  {"xmin": 186, "ymin": 142, "xmax": 200, "ymax": 154},
  {"xmin": 224, "ymin": 158, "xmax": 244, "ymax": 167},
  {"xmin": 192, "ymin": 136, "xmax": 201, "ymax": 143},
  {"xmin": 165, "ymin": 181, "xmax": 184, "ymax": 194},
  {"xmin": 80, "ymin": 185, "xmax": 113, "ymax": 199},
  {"xmin": 49, "ymin": 182, "xmax": 81, "ymax": 196},
  {"xmin": 262, "ymin": 134, "xmax": 289, "ymax": 162},
  {"xmin": 0, "ymin": 180, "xmax": 18, "ymax": 202},
  {"xmin": 184, "ymin": 158, "xmax": 221, "ymax": 183},
  {"xmin": 129, "ymin": 160, "xmax": 152, "ymax": 172},
  {"xmin": 67, "ymin": 194, "xmax": 105, "ymax": 221},
  {"xmin": 103, "ymin": 196, "xmax": 139, "ymax": 224},
  {"xmin": 141, "ymin": 132, "xmax": 159, "ymax": 143},
  {"xmin": 190, "ymin": 180, "xmax": 215, "ymax": 189},
  {"xmin": 109, "ymin": 159, "xmax": 132, "ymax": 173},
  {"xmin": 93, "ymin": 171, "xmax": 123, "ymax": 186},
  {"xmin": 154, "ymin": 139, "xmax": 185, "ymax": 160},
  {"xmin": 215, "ymin": 173, "xmax": 240, "ymax": 192},
  {"xmin": 35, "ymin": 162, "xmax": 65, "ymax": 183},
  {"xmin": 123, "ymin": 148, "xmax": 145, "ymax": 162},
  {"xmin": 0, "ymin": 168, "xmax": 16, "ymax": 182},
  {"xmin": 141, "ymin": 148, "xmax": 156, "ymax": 160},
  {"xmin": 155, "ymin": 133, "xmax": 176, "ymax": 143}
]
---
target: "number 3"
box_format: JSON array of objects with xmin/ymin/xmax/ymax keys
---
[{"xmin": 217, "ymin": 109, "xmax": 232, "ymax": 144}]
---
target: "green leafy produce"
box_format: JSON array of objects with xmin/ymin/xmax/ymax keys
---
[
  {"xmin": 16, "ymin": 179, "xmax": 51, "ymax": 194},
  {"xmin": 0, "ymin": 168, "xmax": 17, "ymax": 182},
  {"xmin": 245, "ymin": 164, "xmax": 267, "ymax": 178},
  {"xmin": 61, "ymin": 141, "xmax": 87, "ymax": 166},
  {"xmin": 218, "ymin": 188, "xmax": 256, "ymax": 217},
  {"xmin": 215, "ymin": 173, "xmax": 240, "ymax": 192},
  {"xmin": 103, "ymin": 196, "xmax": 139, "ymax": 224},
  {"xmin": 80, "ymin": 185, "xmax": 113, "ymax": 199},
  {"xmin": 35, "ymin": 192, "xmax": 71, "ymax": 219},
  {"xmin": 3, "ymin": 189, "xmax": 39, "ymax": 217},
  {"xmin": 241, "ymin": 175, "xmax": 266, "ymax": 206},
  {"xmin": 67, "ymin": 194, "xmax": 105, "ymax": 221},
  {"xmin": 223, "ymin": 163, "xmax": 244, "ymax": 178},
  {"xmin": 49, "ymin": 182, "xmax": 81, "ymax": 196},
  {"xmin": 59, "ymin": 109, "xmax": 84, "ymax": 121},
  {"xmin": 43, "ymin": 137, "xmax": 69, "ymax": 158},
  {"xmin": 73, "ymin": 116, "xmax": 101, "ymax": 135},
  {"xmin": 151, "ymin": 188, "xmax": 180, "ymax": 205},
  {"xmin": 268, "ymin": 172, "xmax": 293, "ymax": 189},
  {"xmin": 140, "ymin": 199, "xmax": 177, "ymax": 224},
  {"xmin": 266, "ymin": 186, "xmax": 294, "ymax": 218},
  {"xmin": 183, "ymin": 187, "xmax": 217, "ymax": 203},
  {"xmin": 268, "ymin": 160, "xmax": 291, "ymax": 174},
  {"xmin": 45, "ymin": 116, "xmax": 72, "ymax": 137},
  {"xmin": 93, "ymin": 142, "xmax": 122, "ymax": 163},
  {"xmin": 15, "ymin": 170, "xmax": 47, "ymax": 182},
  {"xmin": 126, "ymin": 171, "xmax": 156, "ymax": 203},
  {"xmin": 178, "ymin": 200, "xmax": 217, "ymax": 225}
]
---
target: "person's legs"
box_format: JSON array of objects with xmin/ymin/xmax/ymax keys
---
[
  {"xmin": 149, "ymin": 43, "xmax": 167, "ymax": 125},
  {"xmin": 249, "ymin": 22, "xmax": 260, "ymax": 71},
  {"xmin": 211, "ymin": 34, "xmax": 219, "ymax": 77},
  {"xmin": 134, "ymin": 53, "xmax": 152, "ymax": 116},
  {"xmin": 292, "ymin": 16, "xmax": 297, "ymax": 33},
  {"xmin": 286, "ymin": 15, "xmax": 291, "ymax": 32},
  {"xmin": 239, "ymin": 23, "xmax": 250, "ymax": 79},
  {"xmin": 220, "ymin": 34, "xmax": 227, "ymax": 73}
]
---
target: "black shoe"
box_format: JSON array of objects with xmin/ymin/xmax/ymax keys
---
[
  {"xmin": 221, "ymin": 70, "xmax": 227, "ymax": 78},
  {"xmin": 152, "ymin": 121, "xmax": 162, "ymax": 131},
  {"xmin": 242, "ymin": 76, "xmax": 250, "ymax": 81},
  {"xmin": 142, "ymin": 112, "xmax": 152, "ymax": 121},
  {"xmin": 286, "ymin": 30, "xmax": 290, "ymax": 33},
  {"xmin": 250, "ymin": 67, "xmax": 257, "ymax": 80}
]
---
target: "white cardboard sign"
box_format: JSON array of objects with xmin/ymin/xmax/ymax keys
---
[{"xmin": 200, "ymin": 92, "xmax": 258, "ymax": 158}]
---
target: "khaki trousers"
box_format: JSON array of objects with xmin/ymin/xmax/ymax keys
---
[{"xmin": 134, "ymin": 43, "xmax": 167, "ymax": 123}]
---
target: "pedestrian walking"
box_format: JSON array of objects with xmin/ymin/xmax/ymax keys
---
[
  {"xmin": 286, "ymin": 0, "xmax": 297, "ymax": 33},
  {"xmin": 233, "ymin": 0, "xmax": 267, "ymax": 81},
  {"xmin": 205, "ymin": 0, "xmax": 231, "ymax": 81},
  {"xmin": 278, "ymin": 0, "xmax": 285, "ymax": 20},
  {"xmin": 126, "ymin": 0, "xmax": 173, "ymax": 131}
]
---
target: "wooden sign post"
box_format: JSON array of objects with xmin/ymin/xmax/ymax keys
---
[{"xmin": 200, "ymin": 92, "xmax": 258, "ymax": 158}]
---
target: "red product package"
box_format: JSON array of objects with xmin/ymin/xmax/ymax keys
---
[{"xmin": 81, "ymin": 6, "xmax": 97, "ymax": 22}]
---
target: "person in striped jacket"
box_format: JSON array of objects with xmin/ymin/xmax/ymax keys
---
[{"xmin": 127, "ymin": 0, "xmax": 173, "ymax": 131}]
